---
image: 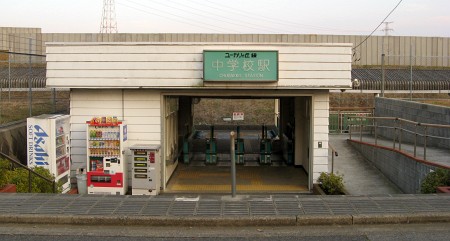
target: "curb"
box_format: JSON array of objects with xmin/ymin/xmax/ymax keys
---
[
  {"xmin": 0, "ymin": 214, "xmax": 297, "ymax": 227},
  {"xmin": 1, "ymin": 212, "xmax": 450, "ymax": 226}
]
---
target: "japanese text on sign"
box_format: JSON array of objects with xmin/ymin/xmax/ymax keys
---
[
  {"xmin": 233, "ymin": 112, "xmax": 244, "ymax": 121},
  {"xmin": 203, "ymin": 51, "xmax": 278, "ymax": 82}
]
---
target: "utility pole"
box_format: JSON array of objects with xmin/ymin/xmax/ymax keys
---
[
  {"xmin": 380, "ymin": 22, "xmax": 393, "ymax": 97},
  {"xmin": 100, "ymin": 0, "xmax": 118, "ymax": 33}
]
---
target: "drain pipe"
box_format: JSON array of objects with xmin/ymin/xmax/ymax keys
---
[{"xmin": 230, "ymin": 131, "xmax": 236, "ymax": 197}]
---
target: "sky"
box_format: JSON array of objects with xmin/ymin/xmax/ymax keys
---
[{"xmin": 1, "ymin": 0, "xmax": 449, "ymax": 37}]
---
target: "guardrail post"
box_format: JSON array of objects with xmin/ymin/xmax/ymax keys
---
[
  {"xmin": 339, "ymin": 110, "xmax": 343, "ymax": 133},
  {"xmin": 399, "ymin": 120, "xmax": 402, "ymax": 151},
  {"xmin": 414, "ymin": 124, "xmax": 418, "ymax": 157},
  {"xmin": 393, "ymin": 119, "xmax": 397, "ymax": 149},
  {"xmin": 359, "ymin": 117, "xmax": 363, "ymax": 142},
  {"xmin": 423, "ymin": 126, "xmax": 428, "ymax": 160},
  {"xmin": 348, "ymin": 117, "xmax": 352, "ymax": 140},
  {"xmin": 374, "ymin": 119, "xmax": 378, "ymax": 145}
]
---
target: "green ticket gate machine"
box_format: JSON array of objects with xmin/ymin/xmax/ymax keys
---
[
  {"xmin": 235, "ymin": 126, "xmax": 245, "ymax": 164},
  {"xmin": 259, "ymin": 125, "xmax": 272, "ymax": 164},
  {"xmin": 205, "ymin": 125, "xmax": 217, "ymax": 164}
]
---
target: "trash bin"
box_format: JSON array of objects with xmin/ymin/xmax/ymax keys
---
[{"xmin": 76, "ymin": 168, "xmax": 87, "ymax": 194}]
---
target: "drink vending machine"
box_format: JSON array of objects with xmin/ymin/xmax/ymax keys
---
[
  {"xmin": 86, "ymin": 117, "xmax": 128, "ymax": 195},
  {"xmin": 27, "ymin": 114, "xmax": 71, "ymax": 193},
  {"xmin": 130, "ymin": 144, "xmax": 161, "ymax": 195}
]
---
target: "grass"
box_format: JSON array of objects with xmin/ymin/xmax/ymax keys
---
[{"xmin": 0, "ymin": 90, "xmax": 69, "ymax": 124}]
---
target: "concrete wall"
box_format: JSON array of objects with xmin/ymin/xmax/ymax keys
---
[
  {"xmin": 2, "ymin": 27, "xmax": 450, "ymax": 67},
  {"xmin": 349, "ymin": 140, "xmax": 440, "ymax": 194},
  {"xmin": 375, "ymin": 98, "xmax": 450, "ymax": 149},
  {"xmin": 0, "ymin": 121, "xmax": 27, "ymax": 164}
]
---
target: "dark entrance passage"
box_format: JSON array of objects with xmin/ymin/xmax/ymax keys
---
[
  {"xmin": 165, "ymin": 125, "xmax": 308, "ymax": 194},
  {"xmin": 164, "ymin": 96, "xmax": 311, "ymax": 194}
]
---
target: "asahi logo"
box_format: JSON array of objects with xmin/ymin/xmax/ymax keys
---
[{"xmin": 28, "ymin": 124, "xmax": 49, "ymax": 166}]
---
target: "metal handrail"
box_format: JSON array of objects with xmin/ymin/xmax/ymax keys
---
[
  {"xmin": 347, "ymin": 116, "xmax": 450, "ymax": 161},
  {"xmin": 328, "ymin": 144, "xmax": 338, "ymax": 174},
  {"xmin": 0, "ymin": 151, "xmax": 57, "ymax": 193}
]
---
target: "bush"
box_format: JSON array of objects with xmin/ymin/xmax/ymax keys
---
[
  {"xmin": 0, "ymin": 158, "xmax": 62, "ymax": 193},
  {"xmin": 318, "ymin": 172, "xmax": 345, "ymax": 195},
  {"xmin": 0, "ymin": 159, "xmax": 13, "ymax": 188},
  {"xmin": 420, "ymin": 168, "xmax": 450, "ymax": 194}
]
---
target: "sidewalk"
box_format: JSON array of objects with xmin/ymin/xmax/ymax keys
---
[
  {"xmin": 329, "ymin": 134, "xmax": 403, "ymax": 195},
  {"xmin": 1, "ymin": 193, "xmax": 449, "ymax": 226}
]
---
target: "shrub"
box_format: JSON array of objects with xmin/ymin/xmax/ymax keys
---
[
  {"xmin": 0, "ymin": 158, "xmax": 61, "ymax": 193},
  {"xmin": 318, "ymin": 172, "xmax": 345, "ymax": 195},
  {"xmin": 420, "ymin": 168, "xmax": 450, "ymax": 194},
  {"xmin": 0, "ymin": 159, "xmax": 13, "ymax": 188}
]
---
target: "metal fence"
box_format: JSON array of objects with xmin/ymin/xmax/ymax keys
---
[
  {"xmin": 329, "ymin": 107, "xmax": 374, "ymax": 134},
  {"xmin": 348, "ymin": 116, "xmax": 450, "ymax": 162},
  {"xmin": 0, "ymin": 46, "xmax": 69, "ymax": 125}
]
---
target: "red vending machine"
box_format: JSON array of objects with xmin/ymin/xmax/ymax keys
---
[{"xmin": 86, "ymin": 117, "xmax": 128, "ymax": 195}]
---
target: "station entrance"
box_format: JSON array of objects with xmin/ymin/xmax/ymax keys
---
[{"xmin": 162, "ymin": 94, "xmax": 313, "ymax": 194}]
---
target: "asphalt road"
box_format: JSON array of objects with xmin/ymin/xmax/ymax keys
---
[{"xmin": 0, "ymin": 223, "xmax": 450, "ymax": 241}]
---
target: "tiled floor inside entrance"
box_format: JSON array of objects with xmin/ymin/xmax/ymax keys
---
[{"xmin": 165, "ymin": 164, "xmax": 309, "ymax": 193}]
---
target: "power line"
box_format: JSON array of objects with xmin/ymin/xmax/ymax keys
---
[
  {"xmin": 353, "ymin": 0, "xmax": 403, "ymax": 50},
  {"xmin": 134, "ymin": 0, "xmax": 294, "ymax": 34},
  {"xmin": 198, "ymin": 0, "xmax": 370, "ymax": 33},
  {"xmin": 117, "ymin": 1, "xmax": 237, "ymax": 33},
  {"xmin": 0, "ymin": 50, "xmax": 46, "ymax": 57}
]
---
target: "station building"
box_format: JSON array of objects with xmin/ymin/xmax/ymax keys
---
[{"xmin": 46, "ymin": 42, "xmax": 352, "ymax": 194}]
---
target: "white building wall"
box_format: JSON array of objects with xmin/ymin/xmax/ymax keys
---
[
  {"xmin": 46, "ymin": 43, "xmax": 352, "ymax": 90},
  {"xmin": 312, "ymin": 92, "xmax": 330, "ymax": 182},
  {"xmin": 70, "ymin": 89, "xmax": 161, "ymax": 182},
  {"xmin": 51, "ymin": 42, "xmax": 348, "ymax": 190}
]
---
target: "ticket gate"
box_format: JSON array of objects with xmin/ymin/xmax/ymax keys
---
[
  {"xmin": 259, "ymin": 125, "xmax": 272, "ymax": 164},
  {"xmin": 130, "ymin": 144, "xmax": 161, "ymax": 195},
  {"xmin": 205, "ymin": 125, "xmax": 217, "ymax": 164}
]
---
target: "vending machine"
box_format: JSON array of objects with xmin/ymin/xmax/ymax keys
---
[
  {"xmin": 27, "ymin": 114, "xmax": 71, "ymax": 193},
  {"xmin": 86, "ymin": 117, "xmax": 128, "ymax": 195},
  {"xmin": 130, "ymin": 144, "xmax": 161, "ymax": 195}
]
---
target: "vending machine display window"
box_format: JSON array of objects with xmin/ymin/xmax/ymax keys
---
[{"xmin": 86, "ymin": 117, "xmax": 127, "ymax": 195}]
